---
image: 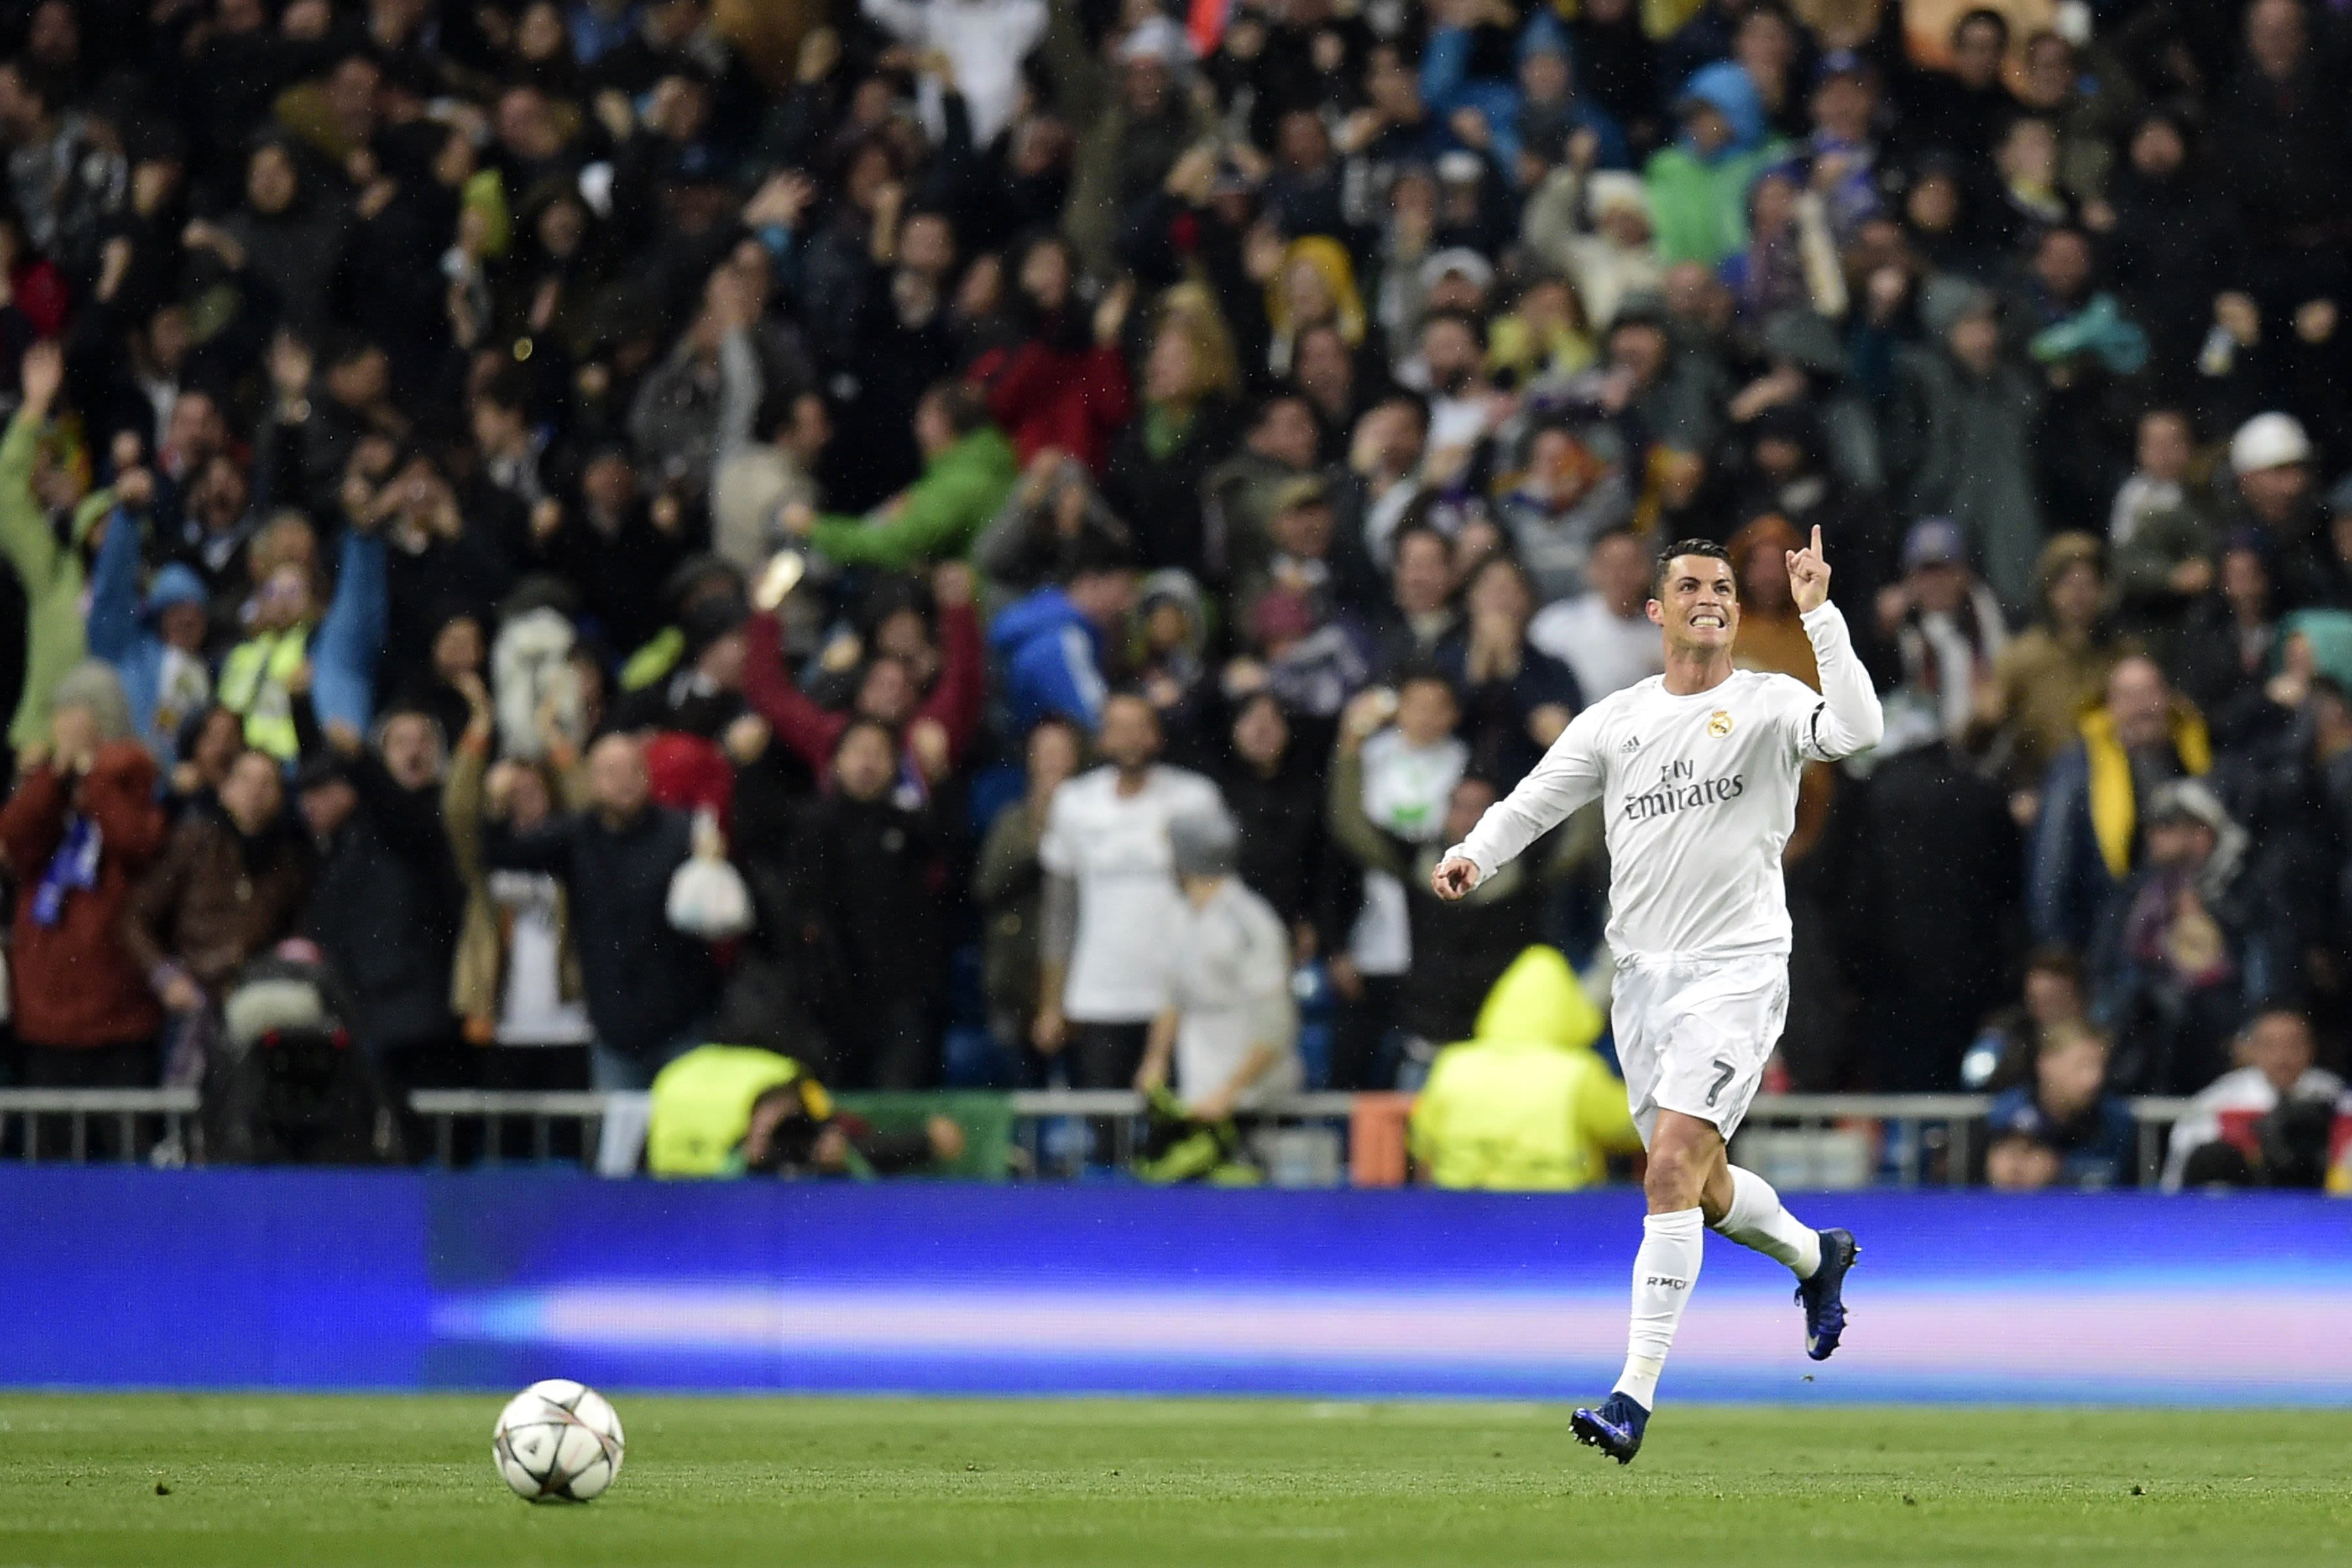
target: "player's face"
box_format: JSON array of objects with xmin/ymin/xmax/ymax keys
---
[{"xmin": 1648, "ymin": 554, "xmax": 1740, "ymax": 653}]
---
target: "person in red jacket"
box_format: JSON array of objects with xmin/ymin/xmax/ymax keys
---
[
  {"xmin": 969, "ymin": 234, "xmax": 1136, "ymax": 474},
  {"xmin": 0, "ymin": 663, "xmax": 171, "ymax": 1101},
  {"xmin": 743, "ymin": 561, "xmax": 984, "ymax": 801}
]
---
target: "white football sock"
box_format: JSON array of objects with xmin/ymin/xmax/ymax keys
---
[
  {"xmin": 1712, "ymin": 1165, "xmax": 1823, "ymax": 1279},
  {"xmin": 1613, "ymin": 1207, "xmax": 1705, "ymax": 1410}
]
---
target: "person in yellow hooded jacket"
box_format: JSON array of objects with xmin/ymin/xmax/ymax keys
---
[{"xmin": 1409, "ymin": 945, "xmax": 1642, "ymax": 1190}]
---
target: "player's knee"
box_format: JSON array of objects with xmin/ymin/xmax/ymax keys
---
[{"xmin": 1643, "ymin": 1144, "xmax": 1705, "ymax": 1211}]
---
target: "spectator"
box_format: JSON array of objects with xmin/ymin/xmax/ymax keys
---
[
  {"xmin": 2108, "ymin": 408, "xmax": 2215, "ymax": 644},
  {"xmin": 2029, "ymin": 655, "xmax": 2212, "ymax": 953},
  {"xmin": 1961, "ymin": 945, "xmax": 2093, "ymax": 1092},
  {"xmin": 84, "ymin": 467, "xmax": 212, "ymax": 769},
  {"xmin": 1409, "ymin": 945, "xmax": 1635, "ymax": 1190},
  {"xmin": 1980, "ymin": 533, "xmax": 2138, "ymax": 796},
  {"xmin": 482, "ymin": 732, "xmax": 719, "ymax": 1089},
  {"xmin": 123, "ymin": 747, "xmax": 314, "ymax": 1083},
  {"xmin": 2092, "ymin": 779, "xmax": 2269, "ymax": 1096},
  {"xmin": 990, "ymin": 553, "xmax": 1139, "ymax": 735},
  {"xmin": 1036, "ymin": 692, "xmax": 1225, "ymax": 1089},
  {"xmin": 294, "ymin": 713, "xmax": 466, "ymax": 1096},
  {"xmin": 745, "ymin": 562, "xmax": 983, "ymax": 796},
  {"xmin": 793, "ymin": 718, "xmax": 947, "ymax": 1088},
  {"xmin": 1102, "ymin": 288, "xmax": 1245, "ymax": 574},
  {"xmin": 1437, "ymin": 555, "xmax": 1580, "ymax": 784},
  {"xmin": 1360, "ymin": 519, "xmax": 1450, "ymax": 668},
  {"xmin": 1492, "ymin": 415, "xmax": 1634, "ymax": 604},
  {"xmin": 1, "ymin": 663, "xmax": 168, "ymax": 1094},
  {"xmin": 1644, "ymin": 62, "xmax": 1782, "ymax": 269},
  {"xmin": 442, "ymin": 674, "xmax": 591, "ymax": 1062},
  {"xmin": 781, "ymin": 382, "xmax": 1019, "ymax": 570},
  {"xmin": 1524, "ymin": 171, "xmax": 1661, "ymax": 335},
  {"xmin": 1529, "ymin": 526, "xmax": 1667, "ymax": 701},
  {"xmin": 1133, "ymin": 808, "xmax": 1302, "ymax": 1120},
  {"xmin": 975, "ymin": 451, "xmax": 1137, "ymax": 595},
  {"xmin": 1868, "ymin": 517, "xmax": 2007, "ymax": 754},
  {"xmin": 0, "ymin": 341, "xmax": 91, "ymax": 749},
  {"xmin": 2163, "ymin": 1009, "xmax": 2346, "ymax": 1190},
  {"xmin": 1887, "ymin": 276, "xmax": 2044, "ymax": 612},
  {"xmin": 1984, "ymin": 1022, "xmax": 2137, "ymax": 1189},
  {"xmin": 1330, "ymin": 685, "xmax": 1598, "ymax": 1081},
  {"xmin": 216, "ymin": 512, "xmax": 389, "ymax": 763},
  {"xmin": 1216, "ymin": 690, "xmax": 1339, "ymax": 960},
  {"xmin": 2223, "ymin": 412, "xmax": 2332, "ymax": 604},
  {"xmin": 974, "ymin": 717, "xmax": 1085, "ymax": 1080}
]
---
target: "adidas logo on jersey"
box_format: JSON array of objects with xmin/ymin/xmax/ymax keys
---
[{"xmin": 1620, "ymin": 736, "xmax": 1643, "ymax": 753}]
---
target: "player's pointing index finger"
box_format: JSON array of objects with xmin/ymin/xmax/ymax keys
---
[{"xmin": 1810, "ymin": 524, "xmax": 1823, "ymax": 559}]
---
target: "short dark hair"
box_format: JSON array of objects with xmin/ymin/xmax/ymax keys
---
[
  {"xmin": 1652, "ymin": 538, "xmax": 1735, "ymax": 598},
  {"xmin": 920, "ymin": 380, "xmax": 990, "ymax": 438},
  {"xmin": 1389, "ymin": 519, "xmax": 1452, "ymax": 567},
  {"xmin": 1955, "ymin": 7, "xmax": 2010, "ymax": 46}
]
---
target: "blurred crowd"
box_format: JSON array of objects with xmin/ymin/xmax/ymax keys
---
[{"xmin": 3, "ymin": 0, "xmax": 2352, "ymax": 1187}]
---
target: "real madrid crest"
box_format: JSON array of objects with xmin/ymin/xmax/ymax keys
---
[{"xmin": 1707, "ymin": 710, "xmax": 1734, "ymax": 738}]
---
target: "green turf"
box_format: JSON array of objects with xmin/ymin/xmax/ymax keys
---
[{"xmin": 0, "ymin": 1396, "xmax": 2345, "ymax": 1567}]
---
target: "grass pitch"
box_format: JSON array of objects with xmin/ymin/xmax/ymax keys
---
[{"xmin": 0, "ymin": 1396, "xmax": 2344, "ymax": 1567}]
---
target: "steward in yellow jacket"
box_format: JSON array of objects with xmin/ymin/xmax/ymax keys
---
[{"xmin": 1409, "ymin": 947, "xmax": 1642, "ymax": 1190}]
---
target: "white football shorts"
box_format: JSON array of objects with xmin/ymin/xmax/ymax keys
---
[{"xmin": 1610, "ymin": 953, "xmax": 1789, "ymax": 1146}]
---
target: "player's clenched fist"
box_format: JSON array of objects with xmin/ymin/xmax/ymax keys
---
[{"xmin": 1431, "ymin": 856, "xmax": 1482, "ymax": 901}]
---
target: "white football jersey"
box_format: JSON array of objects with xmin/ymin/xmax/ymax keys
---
[{"xmin": 1450, "ymin": 603, "xmax": 1883, "ymax": 962}]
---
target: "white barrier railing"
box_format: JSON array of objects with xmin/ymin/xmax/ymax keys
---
[{"xmin": 0, "ymin": 1087, "xmax": 2199, "ymax": 1187}]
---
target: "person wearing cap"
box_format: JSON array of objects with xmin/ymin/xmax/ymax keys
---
[
  {"xmin": 1886, "ymin": 274, "xmax": 2044, "ymax": 612},
  {"xmin": 1064, "ymin": 15, "xmax": 1217, "ymax": 275},
  {"xmin": 1869, "ymin": 516, "xmax": 2007, "ymax": 749},
  {"xmin": 1642, "ymin": 60, "xmax": 1784, "ymax": 268},
  {"xmin": 85, "ymin": 463, "xmax": 214, "ymax": 769},
  {"xmin": 1523, "ymin": 167, "xmax": 1661, "ymax": 332},
  {"xmin": 2221, "ymin": 412, "xmax": 2342, "ymax": 607},
  {"xmin": 1132, "ymin": 806, "xmax": 1300, "ymax": 1122},
  {"xmin": 2091, "ymin": 778, "xmax": 2270, "ymax": 1097}
]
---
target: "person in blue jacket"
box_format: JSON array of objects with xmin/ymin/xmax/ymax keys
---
[
  {"xmin": 988, "ymin": 553, "xmax": 1137, "ymax": 735},
  {"xmin": 1421, "ymin": 8, "xmax": 1630, "ymax": 178},
  {"xmin": 84, "ymin": 476, "xmax": 215, "ymax": 770}
]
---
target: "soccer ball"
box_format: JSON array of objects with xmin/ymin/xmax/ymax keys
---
[{"xmin": 492, "ymin": 1379, "xmax": 625, "ymax": 1503}]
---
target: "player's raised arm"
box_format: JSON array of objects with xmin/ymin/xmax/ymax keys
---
[
  {"xmin": 1433, "ymin": 706, "xmax": 1607, "ymax": 899},
  {"xmin": 1786, "ymin": 525, "xmax": 1884, "ymax": 760}
]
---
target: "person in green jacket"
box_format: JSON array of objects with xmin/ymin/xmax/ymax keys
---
[
  {"xmin": 1642, "ymin": 61, "xmax": 1785, "ymax": 269},
  {"xmin": 0, "ymin": 341, "xmax": 110, "ymax": 751},
  {"xmin": 1409, "ymin": 945, "xmax": 1641, "ymax": 1191},
  {"xmin": 780, "ymin": 382, "xmax": 1017, "ymax": 570}
]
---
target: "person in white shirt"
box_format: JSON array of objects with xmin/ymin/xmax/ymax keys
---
[
  {"xmin": 1036, "ymin": 693, "xmax": 1226, "ymax": 1088},
  {"xmin": 1134, "ymin": 808, "xmax": 1301, "ymax": 1119},
  {"xmin": 858, "ymin": 0, "xmax": 1049, "ymax": 150},
  {"xmin": 1433, "ymin": 531, "xmax": 1884, "ymax": 1463},
  {"xmin": 2163, "ymin": 1010, "xmax": 2346, "ymax": 1190},
  {"xmin": 1527, "ymin": 526, "xmax": 1668, "ymax": 701}
]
